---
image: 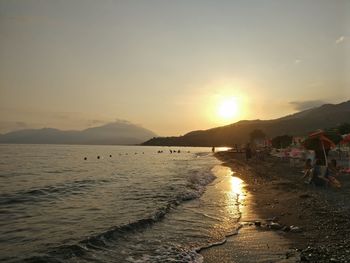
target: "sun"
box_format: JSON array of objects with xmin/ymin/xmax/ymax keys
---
[{"xmin": 217, "ymin": 97, "xmax": 239, "ymax": 121}]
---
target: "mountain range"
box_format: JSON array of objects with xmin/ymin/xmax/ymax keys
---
[
  {"xmin": 0, "ymin": 121, "xmax": 156, "ymax": 145},
  {"xmin": 1, "ymin": 101, "xmax": 349, "ymax": 146},
  {"xmin": 143, "ymin": 100, "xmax": 350, "ymax": 147}
]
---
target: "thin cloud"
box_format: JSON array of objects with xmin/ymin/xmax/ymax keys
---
[
  {"xmin": 90, "ymin": 119, "xmax": 105, "ymax": 124},
  {"xmin": 308, "ymin": 81, "xmax": 324, "ymax": 88},
  {"xmin": 115, "ymin": 119, "xmax": 132, "ymax": 124},
  {"xmin": 5, "ymin": 15, "xmax": 54, "ymax": 25},
  {"xmin": 335, "ymin": 36, "xmax": 345, "ymax": 44},
  {"xmin": 15, "ymin": 121, "xmax": 28, "ymax": 128},
  {"xmin": 294, "ymin": 59, "xmax": 301, "ymax": 64},
  {"xmin": 289, "ymin": 100, "xmax": 326, "ymax": 111},
  {"xmin": 0, "ymin": 121, "xmax": 30, "ymax": 133},
  {"xmin": 87, "ymin": 119, "xmax": 106, "ymax": 127}
]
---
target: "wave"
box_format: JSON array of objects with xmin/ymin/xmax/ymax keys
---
[
  {"xmin": 179, "ymin": 168, "xmax": 216, "ymax": 201},
  {"xmin": 125, "ymin": 246, "xmax": 204, "ymax": 263},
  {"xmin": 22, "ymin": 168, "xmax": 217, "ymax": 262},
  {"xmin": 0, "ymin": 179, "xmax": 110, "ymax": 206},
  {"xmin": 0, "ymin": 168, "xmax": 88, "ymax": 178},
  {"xmin": 194, "ymin": 152, "xmax": 212, "ymax": 158},
  {"xmin": 0, "ymin": 171, "xmax": 36, "ymax": 178},
  {"xmin": 44, "ymin": 168, "xmax": 88, "ymax": 174},
  {"xmin": 195, "ymin": 224, "xmax": 242, "ymax": 253},
  {"xmin": 22, "ymin": 203, "xmax": 175, "ymax": 262}
]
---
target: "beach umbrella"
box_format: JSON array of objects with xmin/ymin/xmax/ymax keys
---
[
  {"xmin": 340, "ymin": 134, "xmax": 350, "ymax": 170},
  {"xmin": 341, "ymin": 134, "xmax": 350, "ymax": 144},
  {"xmin": 307, "ymin": 130, "xmax": 336, "ymax": 166}
]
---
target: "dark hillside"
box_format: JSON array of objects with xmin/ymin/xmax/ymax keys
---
[{"xmin": 143, "ymin": 101, "xmax": 350, "ymax": 146}]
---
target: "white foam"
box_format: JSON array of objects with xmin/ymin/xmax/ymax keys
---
[
  {"xmin": 179, "ymin": 169, "xmax": 216, "ymax": 202},
  {"xmin": 126, "ymin": 248, "xmax": 204, "ymax": 263}
]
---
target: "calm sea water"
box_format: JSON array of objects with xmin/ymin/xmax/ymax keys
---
[{"xmin": 0, "ymin": 144, "xmax": 241, "ymax": 263}]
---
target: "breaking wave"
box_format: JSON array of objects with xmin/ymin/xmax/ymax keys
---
[{"xmin": 22, "ymin": 165, "xmax": 217, "ymax": 263}]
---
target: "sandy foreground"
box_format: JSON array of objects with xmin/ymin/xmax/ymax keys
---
[{"xmin": 200, "ymin": 151, "xmax": 350, "ymax": 263}]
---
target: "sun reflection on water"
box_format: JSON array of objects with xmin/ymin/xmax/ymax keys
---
[
  {"xmin": 230, "ymin": 176, "xmax": 244, "ymax": 201},
  {"xmin": 210, "ymin": 166, "xmax": 246, "ymax": 238},
  {"xmin": 223, "ymin": 169, "xmax": 246, "ymax": 219}
]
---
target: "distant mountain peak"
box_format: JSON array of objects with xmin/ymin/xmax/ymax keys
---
[{"xmin": 0, "ymin": 121, "xmax": 157, "ymax": 145}]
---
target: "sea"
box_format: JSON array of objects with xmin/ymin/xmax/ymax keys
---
[{"xmin": 0, "ymin": 144, "xmax": 243, "ymax": 263}]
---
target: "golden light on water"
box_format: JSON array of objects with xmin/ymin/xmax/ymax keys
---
[
  {"xmin": 230, "ymin": 175, "xmax": 244, "ymax": 201},
  {"xmin": 215, "ymin": 147, "xmax": 231, "ymax": 152},
  {"xmin": 224, "ymin": 169, "xmax": 246, "ymax": 219}
]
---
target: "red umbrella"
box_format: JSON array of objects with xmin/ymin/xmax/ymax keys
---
[
  {"xmin": 318, "ymin": 135, "xmax": 336, "ymax": 148},
  {"xmin": 308, "ymin": 130, "xmax": 336, "ymax": 165},
  {"xmin": 309, "ymin": 129, "xmax": 324, "ymax": 137},
  {"xmin": 340, "ymin": 134, "xmax": 350, "ymax": 170},
  {"xmin": 341, "ymin": 134, "xmax": 350, "ymax": 144}
]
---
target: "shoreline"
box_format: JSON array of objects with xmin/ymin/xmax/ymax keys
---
[{"xmin": 201, "ymin": 151, "xmax": 350, "ymax": 262}]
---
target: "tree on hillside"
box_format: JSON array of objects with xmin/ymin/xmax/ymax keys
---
[
  {"xmin": 271, "ymin": 135, "xmax": 293, "ymax": 149},
  {"xmin": 249, "ymin": 129, "xmax": 266, "ymax": 143},
  {"xmin": 303, "ymin": 130, "xmax": 342, "ymax": 165},
  {"xmin": 303, "ymin": 137, "xmax": 330, "ymax": 165},
  {"xmin": 324, "ymin": 130, "xmax": 343, "ymax": 145},
  {"xmin": 337, "ymin": 123, "xmax": 350, "ymax": 135}
]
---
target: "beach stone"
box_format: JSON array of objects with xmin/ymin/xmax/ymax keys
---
[
  {"xmin": 299, "ymin": 194, "xmax": 312, "ymax": 199},
  {"xmin": 254, "ymin": 221, "xmax": 261, "ymax": 227},
  {"xmin": 268, "ymin": 222, "xmax": 282, "ymax": 230},
  {"xmin": 266, "ymin": 216, "xmax": 278, "ymax": 221},
  {"xmin": 290, "ymin": 226, "xmax": 302, "ymax": 233},
  {"xmin": 282, "ymin": 226, "xmax": 291, "ymax": 232},
  {"xmin": 300, "ymin": 255, "xmax": 307, "ymax": 261}
]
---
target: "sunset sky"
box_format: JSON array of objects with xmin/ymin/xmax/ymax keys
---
[{"xmin": 1, "ymin": 0, "xmax": 349, "ymax": 135}]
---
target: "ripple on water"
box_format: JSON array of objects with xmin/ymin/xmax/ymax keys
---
[{"xmin": 0, "ymin": 145, "xmax": 241, "ymax": 263}]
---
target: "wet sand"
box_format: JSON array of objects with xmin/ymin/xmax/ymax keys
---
[{"xmin": 201, "ymin": 151, "xmax": 350, "ymax": 263}]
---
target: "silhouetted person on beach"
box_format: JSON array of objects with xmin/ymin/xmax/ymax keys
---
[
  {"xmin": 245, "ymin": 143, "xmax": 252, "ymax": 160},
  {"xmin": 310, "ymin": 159, "xmax": 329, "ymax": 187},
  {"xmin": 325, "ymin": 159, "xmax": 341, "ymax": 188},
  {"xmin": 314, "ymin": 147, "xmax": 330, "ymax": 166},
  {"xmin": 328, "ymin": 159, "xmax": 340, "ymax": 177},
  {"xmin": 302, "ymin": 158, "xmax": 313, "ymax": 183}
]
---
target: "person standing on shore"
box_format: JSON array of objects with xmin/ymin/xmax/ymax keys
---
[
  {"xmin": 310, "ymin": 159, "xmax": 329, "ymax": 187},
  {"xmin": 245, "ymin": 143, "xmax": 252, "ymax": 160},
  {"xmin": 302, "ymin": 158, "xmax": 313, "ymax": 183},
  {"xmin": 325, "ymin": 159, "xmax": 341, "ymax": 188}
]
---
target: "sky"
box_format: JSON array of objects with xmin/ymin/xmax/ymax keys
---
[{"xmin": 0, "ymin": 0, "xmax": 349, "ymax": 136}]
